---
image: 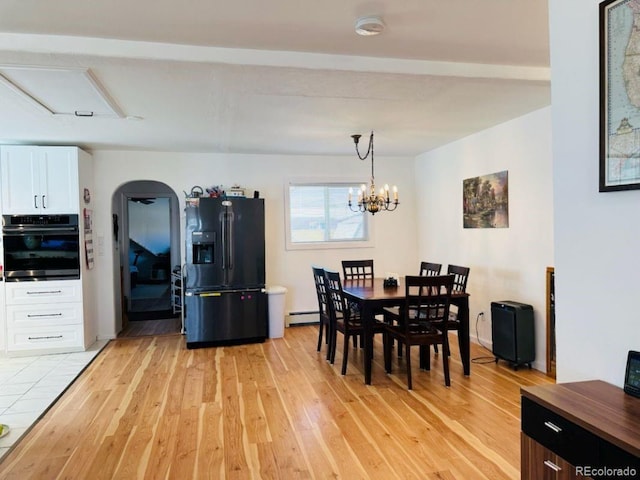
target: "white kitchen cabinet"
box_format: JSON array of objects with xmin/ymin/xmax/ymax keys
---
[
  {"xmin": 4, "ymin": 280, "xmax": 83, "ymax": 305},
  {"xmin": 6, "ymin": 302, "xmax": 82, "ymax": 329},
  {"xmin": 0, "ymin": 282, "xmax": 5, "ymax": 356},
  {"xmin": 5, "ymin": 324, "xmax": 83, "ymax": 354},
  {"xmin": 4, "ymin": 280, "xmax": 84, "ymax": 355},
  {"xmin": 1, "ymin": 145, "xmax": 79, "ymax": 214}
]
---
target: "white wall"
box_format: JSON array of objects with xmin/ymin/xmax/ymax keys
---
[
  {"xmin": 77, "ymin": 148, "xmax": 97, "ymax": 348},
  {"xmin": 414, "ymin": 107, "xmax": 554, "ymax": 371},
  {"xmin": 549, "ymin": 0, "xmax": 640, "ymax": 386},
  {"xmin": 91, "ymin": 151, "xmax": 417, "ymax": 339}
]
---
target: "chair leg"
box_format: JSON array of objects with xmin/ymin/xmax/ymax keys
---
[
  {"xmin": 341, "ymin": 334, "xmax": 350, "ymax": 375},
  {"xmin": 419, "ymin": 345, "xmax": 427, "ymax": 369},
  {"xmin": 397, "ymin": 339, "xmax": 403, "ymax": 357},
  {"xmin": 442, "ymin": 341, "xmax": 451, "ymax": 387},
  {"xmin": 433, "ymin": 344, "xmax": 439, "ymax": 354},
  {"xmin": 422, "ymin": 346, "xmax": 431, "ymax": 371},
  {"xmin": 405, "ymin": 343, "xmax": 413, "ymax": 390},
  {"xmin": 317, "ymin": 321, "xmax": 324, "ymax": 352},
  {"xmin": 383, "ymin": 333, "xmax": 392, "ymax": 373},
  {"xmin": 325, "ymin": 323, "xmax": 334, "ymax": 362},
  {"xmin": 329, "ymin": 328, "xmax": 337, "ymax": 364}
]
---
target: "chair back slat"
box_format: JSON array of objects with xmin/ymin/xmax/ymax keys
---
[
  {"xmin": 324, "ymin": 269, "xmax": 349, "ymax": 322},
  {"xmin": 403, "ymin": 274, "xmax": 454, "ymax": 333},
  {"xmin": 342, "ymin": 259, "xmax": 374, "ymax": 280},
  {"xmin": 312, "ymin": 266, "xmax": 329, "ymax": 315},
  {"xmin": 419, "ymin": 262, "xmax": 442, "ymax": 277},
  {"xmin": 447, "ymin": 264, "xmax": 470, "ymax": 293}
]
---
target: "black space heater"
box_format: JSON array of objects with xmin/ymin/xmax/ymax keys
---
[{"xmin": 491, "ymin": 300, "xmax": 535, "ymax": 370}]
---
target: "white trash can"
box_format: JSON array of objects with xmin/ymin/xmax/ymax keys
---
[{"xmin": 267, "ymin": 286, "xmax": 287, "ymax": 338}]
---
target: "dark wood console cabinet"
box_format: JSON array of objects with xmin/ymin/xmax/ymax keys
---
[{"xmin": 521, "ymin": 381, "xmax": 640, "ymax": 479}]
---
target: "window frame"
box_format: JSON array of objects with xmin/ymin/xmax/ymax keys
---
[{"xmin": 284, "ymin": 177, "xmax": 374, "ymax": 251}]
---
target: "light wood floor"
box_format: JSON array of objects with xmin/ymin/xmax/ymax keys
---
[
  {"xmin": 118, "ymin": 317, "xmax": 182, "ymax": 338},
  {"xmin": 0, "ymin": 326, "xmax": 553, "ymax": 479}
]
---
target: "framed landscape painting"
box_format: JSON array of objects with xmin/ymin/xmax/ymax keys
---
[
  {"xmin": 463, "ymin": 170, "xmax": 509, "ymax": 229},
  {"xmin": 600, "ymin": 0, "xmax": 640, "ymax": 191}
]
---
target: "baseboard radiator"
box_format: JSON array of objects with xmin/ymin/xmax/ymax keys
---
[{"xmin": 286, "ymin": 310, "xmax": 320, "ymax": 327}]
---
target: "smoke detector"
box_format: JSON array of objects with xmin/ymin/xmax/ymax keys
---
[{"xmin": 355, "ymin": 16, "xmax": 385, "ymax": 36}]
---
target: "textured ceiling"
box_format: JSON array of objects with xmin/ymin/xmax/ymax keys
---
[{"xmin": 0, "ymin": 0, "xmax": 551, "ymax": 156}]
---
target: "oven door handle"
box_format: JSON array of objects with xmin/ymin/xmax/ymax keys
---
[{"xmin": 2, "ymin": 227, "xmax": 78, "ymax": 235}]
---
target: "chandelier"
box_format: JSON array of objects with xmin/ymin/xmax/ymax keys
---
[{"xmin": 347, "ymin": 131, "xmax": 399, "ymax": 215}]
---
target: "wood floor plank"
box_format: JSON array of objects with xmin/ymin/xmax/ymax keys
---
[
  {"xmin": 220, "ymin": 355, "xmax": 253, "ymax": 479},
  {"xmin": 0, "ymin": 327, "xmax": 554, "ymax": 479},
  {"xmin": 194, "ymin": 403, "xmax": 224, "ymax": 479}
]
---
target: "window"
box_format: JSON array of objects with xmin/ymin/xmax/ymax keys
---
[{"xmin": 285, "ymin": 180, "xmax": 372, "ymax": 250}]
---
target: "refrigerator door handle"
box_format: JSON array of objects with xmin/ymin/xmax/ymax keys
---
[
  {"xmin": 227, "ymin": 211, "xmax": 234, "ymax": 269},
  {"xmin": 220, "ymin": 211, "xmax": 227, "ymax": 270}
]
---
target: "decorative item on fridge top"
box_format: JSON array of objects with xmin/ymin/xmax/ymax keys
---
[
  {"xmin": 206, "ymin": 185, "xmax": 224, "ymax": 198},
  {"xmin": 184, "ymin": 186, "xmax": 204, "ymax": 207},
  {"xmin": 226, "ymin": 184, "xmax": 246, "ymax": 197},
  {"xmin": 184, "ymin": 186, "xmax": 204, "ymax": 198}
]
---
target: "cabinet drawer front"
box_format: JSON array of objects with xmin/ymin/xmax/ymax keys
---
[
  {"xmin": 599, "ymin": 438, "xmax": 640, "ymax": 474},
  {"xmin": 7, "ymin": 325, "xmax": 83, "ymax": 352},
  {"xmin": 7, "ymin": 303, "xmax": 82, "ymax": 328},
  {"xmin": 5, "ymin": 280, "xmax": 82, "ymax": 305},
  {"xmin": 522, "ymin": 396, "xmax": 599, "ymax": 467}
]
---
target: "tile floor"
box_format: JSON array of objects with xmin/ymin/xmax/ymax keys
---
[{"xmin": 0, "ymin": 339, "xmax": 109, "ymax": 460}]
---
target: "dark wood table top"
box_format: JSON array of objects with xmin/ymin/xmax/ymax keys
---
[
  {"xmin": 342, "ymin": 277, "xmax": 404, "ymax": 300},
  {"xmin": 342, "ymin": 277, "xmax": 469, "ymax": 301},
  {"xmin": 521, "ymin": 380, "xmax": 640, "ymax": 457}
]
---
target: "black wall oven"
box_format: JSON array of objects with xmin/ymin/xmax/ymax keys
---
[{"xmin": 2, "ymin": 214, "xmax": 81, "ymax": 281}]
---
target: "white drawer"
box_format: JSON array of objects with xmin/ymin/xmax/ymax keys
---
[
  {"xmin": 6, "ymin": 302, "xmax": 82, "ymax": 329},
  {"xmin": 5, "ymin": 280, "xmax": 82, "ymax": 305},
  {"xmin": 6, "ymin": 324, "xmax": 83, "ymax": 353}
]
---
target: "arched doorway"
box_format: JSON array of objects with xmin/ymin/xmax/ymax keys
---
[{"xmin": 112, "ymin": 180, "xmax": 181, "ymax": 337}]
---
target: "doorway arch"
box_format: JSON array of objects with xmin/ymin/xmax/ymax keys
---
[{"xmin": 111, "ymin": 180, "xmax": 181, "ymax": 336}]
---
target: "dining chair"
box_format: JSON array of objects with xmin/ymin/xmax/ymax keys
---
[
  {"xmin": 382, "ymin": 274, "xmax": 455, "ymax": 389},
  {"xmin": 447, "ymin": 264, "xmax": 470, "ymax": 293},
  {"xmin": 395, "ymin": 261, "xmax": 443, "ymax": 358},
  {"xmin": 311, "ymin": 266, "xmax": 332, "ymax": 360},
  {"xmin": 341, "ymin": 259, "xmax": 374, "ymax": 280},
  {"xmin": 324, "ymin": 269, "xmax": 384, "ymax": 375},
  {"xmin": 432, "ymin": 264, "xmax": 471, "ymax": 356},
  {"xmin": 419, "ymin": 262, "xmax": 442, "ymax": 277},
  {"xmin": 341, "ymin": 259, "xmax": 375, "ymax": 348}
]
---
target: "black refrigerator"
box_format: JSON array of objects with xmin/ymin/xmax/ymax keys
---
[{"xmin": 184, "ymin": 197, "xmax": 267, "ymax": 348}]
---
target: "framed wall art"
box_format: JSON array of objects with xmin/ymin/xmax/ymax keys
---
[
  {"xmin": 463, "ymin": 170, "xmax": 509, "ymax": 228},
  {"xmin": 600, "ymin": 0, "xmax": 640, "ymax": 191}
]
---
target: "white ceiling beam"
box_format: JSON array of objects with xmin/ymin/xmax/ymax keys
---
[{"xmin": 0, "ymin": 33, "xmax": 550, "ymax": 82}]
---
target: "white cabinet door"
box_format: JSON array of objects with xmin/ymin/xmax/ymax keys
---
[
  {"xmin": 39, "ymin": 147, "xmax": 79, "ymax": 213},
  {"xmin": 5, "ymin": 279, "xmax": 83, "ymax": 305},
  {"xmin": 7, "ymin": 302, "xmax": 83, "ymax": 329},
  {"xmin": 0, "ymin": 146, "xmax": 79, "ymax": 214},
  {"xmin": 6, "ymin": 324, "xmax": 83, "ymax": 354},
  {"xmin": 1, "ymin": 146, "xmax": 39, "ymax": 213}
]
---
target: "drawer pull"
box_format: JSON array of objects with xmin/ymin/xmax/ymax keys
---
[
  {"xmin": 27, "ymin": 313, "xmax": 63, "ymax": 318},
  {"xmin": 543, "ymin": 460, "xmax": 562, "ymax": 472},
  {"xmin": 27, "ymin": 290, "xmax": 63, "ymax": 295},
  {"xmin": 28, "ymin": 335, "xmax": 64, "ymax": 340},
  {"xmin": 544, "ymin": 421, "xmax": 562, "ymax": 433}
]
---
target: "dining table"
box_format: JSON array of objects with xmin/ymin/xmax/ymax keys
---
[{"xmin": 342, "ymin": 276, "xmax": 471, "ymax": 385}]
